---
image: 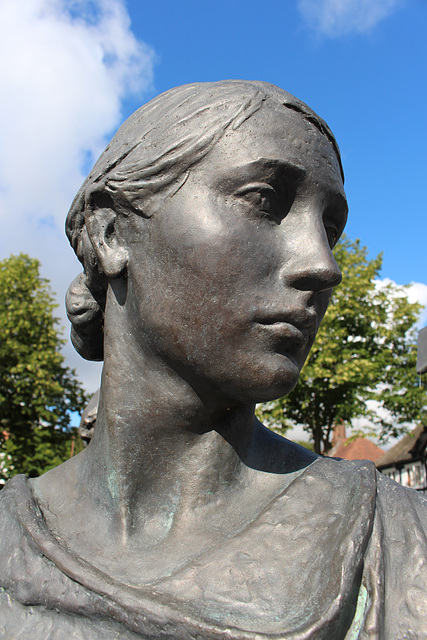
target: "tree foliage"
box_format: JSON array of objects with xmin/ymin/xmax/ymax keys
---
[
  {"xmin": 0, "ymin": 254, "xmax": 87, "ymax": 480},
  {"xmin": 256, "ymin": 236, "xmax": 426, "ymax": 454}
]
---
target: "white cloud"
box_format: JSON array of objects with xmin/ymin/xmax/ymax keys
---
[
  {"xmin": 377, "ymin": 278, "xmax": 427, "ymax": 328},
  {"xmin": 407, "ymin": 282, "xmax": 427, "ymax": 327},
  {"xmin": 297, "ymin": 0, "xmax": 403, "ymax": 37},
  {"xmin": 0, "ymin": 0, "xmax": 155, "ymax": 392}
]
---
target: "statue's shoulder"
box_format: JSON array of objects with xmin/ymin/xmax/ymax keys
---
[
  {"xmin": 311, "ymin": 454, "xmax": 427, "ymax": 521},
  {"xmin": 374, "ymin": 467, "xmax": 427, "ymax": 535},
  {"xmin": 0, "ymin": 476, "xmax": 54, "ymax": 611},
  {"xmin": 0, "ymin": 475, "xmax": 31, "ymax": 566},
  {"xmin": 0, "ymin": 475, "xmax": 142, "ymax": 639},
  {"xmin": 295, "ymin": 453, "xmax": 379, "ymax": 490},
  {"xmin": 0, "ymin": 476, "xmax": 54, "ymax": 638}
]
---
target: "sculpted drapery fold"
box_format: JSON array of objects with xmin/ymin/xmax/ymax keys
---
[{"xmin": 1, "ymin": 459, "xmax": 426, "ymax": 639}]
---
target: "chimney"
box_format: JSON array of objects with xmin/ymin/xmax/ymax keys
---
[{"xmin": 331, "ymin": 422, "xmax": 346, "ymax": 449}]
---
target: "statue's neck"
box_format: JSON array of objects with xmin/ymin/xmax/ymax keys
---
[
  {"xmin": 66, "ymin": 297, "xmax": 316, "ymax": 554},
  {"xmin": 82, "ymin": 333, "xmax": 258, "ymax": 542}
]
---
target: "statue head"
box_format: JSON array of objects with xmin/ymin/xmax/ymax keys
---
[{"xmin": 65, "ymin": 81, "xmax": 347, "ymax": 401}]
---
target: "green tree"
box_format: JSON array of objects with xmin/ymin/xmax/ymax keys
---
[
  {"xmin": 256, "ymin": 236, "xmax": 426, "ymax": 454},
  {"xmin": 0, "ymin": 254, "xmax": 87, "ymax": 480}
]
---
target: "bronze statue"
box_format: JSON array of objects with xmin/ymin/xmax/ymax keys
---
[{"xmin": 1, "ymin": 81, "xmax": 426, "ymax": 639}]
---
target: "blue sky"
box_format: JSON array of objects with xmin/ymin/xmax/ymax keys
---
[{"xmin": 0, "ymin": 0, "xmax": 426, "ymax": 392}]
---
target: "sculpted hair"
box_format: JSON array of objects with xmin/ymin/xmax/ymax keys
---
[{"xmin": 65, "ymin": 80, "xmax": 344, "ymax": 361}]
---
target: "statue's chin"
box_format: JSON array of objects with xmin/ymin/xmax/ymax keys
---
[
  {"xmin": 218, "ymin": 355, "xmax": 302, "ymax": 406},
  {"xmin": 251, "ymin": 379, "xmax": 299, "ymax": 405}
]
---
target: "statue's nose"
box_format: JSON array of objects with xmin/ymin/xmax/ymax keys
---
[{"xmin": 280, "ymin": 225, "xmax": 342, "ymax": 294}]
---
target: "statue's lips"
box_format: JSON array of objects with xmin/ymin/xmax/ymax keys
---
[{"xmin": 254, "ymin": 312, "xmax": 317, "ymax": 348}]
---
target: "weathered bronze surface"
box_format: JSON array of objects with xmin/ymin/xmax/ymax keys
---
[{"xmin": 1, "ymin": 81, "xmax": 426, "ymax": 639}]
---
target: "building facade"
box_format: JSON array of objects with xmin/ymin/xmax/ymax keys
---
[{"xmin": 376, "ymin": 424, "xmax": 427, "ymax": 493}]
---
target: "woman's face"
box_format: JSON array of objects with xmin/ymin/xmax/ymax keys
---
[{"xmin": 123, "ymin": 105, "xmax": 348, "ymax": 404}]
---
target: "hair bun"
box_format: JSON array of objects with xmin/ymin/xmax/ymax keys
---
[{"xmin": 66, "ymin": 274, "xmax": 104, "ymax": 361}]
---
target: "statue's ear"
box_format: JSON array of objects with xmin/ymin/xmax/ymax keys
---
[{"xmin": 85, "ymin": 191, "xmax": 128, "ymax": 279}]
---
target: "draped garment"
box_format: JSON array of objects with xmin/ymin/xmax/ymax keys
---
[{"xmin": 1, "ymin": 458, "xmax": 426, "ymax": 639}]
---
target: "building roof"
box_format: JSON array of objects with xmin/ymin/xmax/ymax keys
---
[
  {"xmin": 375, "ymin": 424, "xmax": 427, "ymax": 469},
  {"xmin": 331, "ymin": 437, "xmax": 385, "ymax": 463}
]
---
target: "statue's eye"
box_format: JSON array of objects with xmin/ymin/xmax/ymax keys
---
[
  {"xmin": 235, "ymin": 184, "xmax": 280, "ymax": 221},
  {"xmin": 323, "ymin": 199, "xmax": 347, "ymax": 249}
]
